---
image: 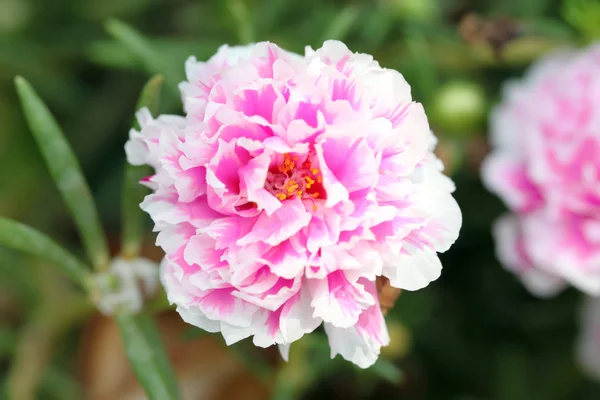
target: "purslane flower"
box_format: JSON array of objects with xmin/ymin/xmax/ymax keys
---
[
  {"xmin": 126, "ymin": 41, "xmax": 461, "ymax": 368},
  {"xmin": 482, "ymin": 44, "xmax": 600, "ymax": 296}
]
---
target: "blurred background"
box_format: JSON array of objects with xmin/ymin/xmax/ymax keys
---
[{"xmin": 1, "ymin": 0, "xmax": 600, "ymax": 399}]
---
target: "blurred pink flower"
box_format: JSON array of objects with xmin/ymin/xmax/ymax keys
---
[
  {"xmin": 126, "ymin": 41, "xmax": 461, "ymax": 368},
  {"xmin": 482, "ymin": 44, "xmax": 600, "ymax": 296}
]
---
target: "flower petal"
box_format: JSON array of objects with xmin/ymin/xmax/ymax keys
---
[{"xmin": 324, "ymin": 279, "xmax": 390, "ymax": 368}]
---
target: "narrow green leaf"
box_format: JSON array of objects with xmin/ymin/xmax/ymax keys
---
[
  {"xmin": 404, "ymin": 30, "xmax": 438, "ymax": 103},
  {"xmin": 133, "ymin": 75, "xmax": 164, "ymax": 128},
  {"xmin": 115, "ymin": 313, "xmax": 181, "ymax": 400},
  {"xmin": 104, "ymin": 19, "xmax": 180, "ymax": 94},
  {"xmin": 225, "ymin": 0, "xmax": 255, "ymax": 44},
  {"xmin": 87, "ymin": 38, "xmax": 220, "ymax": 72},
  {"xmin": 14, "ymin": 77, "xmax": 110, "ymax": 272},
  {"xmin": 524, "ymin": 18, "xmax": 576, "ymax": 39},
  {"xmin": 369, "ymin": 359, "xmax": 403, "ymax": 385},
  {"xmin": 0, "ymin": 217, "xmax": 91, "ymax": 286},
  {"xmin": 253, "ymin": 0, "xmax": 289, "ymax": 37},
  {"xmin": 319, "ymin": 6, "xmax": 360, "ymax": 43},
  {"xmin": 121, "ymin": 75, "xmax": 163, "ymax": 259},
  {"xmin": 563, "ymin": 0, "xmax": 600, "ymax": 42},
  {"xmin": 359, "ymin": 8, "xmax": 394, "ymax": 49}
]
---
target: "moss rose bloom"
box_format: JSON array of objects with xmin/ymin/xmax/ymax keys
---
[
  {"xmin": 483, "ymin": 44, "xmax": 600, "ymax": 296},
  {"xmin": 126, "ymin": 41, "xmax": 461, "ymax": 368}
]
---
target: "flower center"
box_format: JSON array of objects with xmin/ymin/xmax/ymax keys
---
[{"xmin": 265, "ymin": 153, "xmax": 324, "ymax": 207}]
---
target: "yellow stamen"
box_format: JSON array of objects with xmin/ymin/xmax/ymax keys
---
[
  {"xmin": 280, "ymin": 154, "xmax": 297, "ymax": 174},
  {"xmin": 304, "ymin": 176, "xmax": 315, "ymax": 189},
  {"xmin": 286, "ymin": 179, "xmax": 299, "ymax": 194},
  {"xmin": 274, "ymin": 154, "xmax": 324, "ymax": 201},
  {"xmin": 312, "ymin": 204, "xmax": 318, "ymax": 211}
]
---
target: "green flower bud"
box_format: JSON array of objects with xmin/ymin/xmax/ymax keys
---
[{"xmin": 430, "ymin": 80, "xmax": 487, "ymax": 138}]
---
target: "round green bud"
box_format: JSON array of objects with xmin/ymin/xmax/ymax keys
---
[{"xmin": 430, "ymin": 80, "xmax": 487, "ymax": 138}]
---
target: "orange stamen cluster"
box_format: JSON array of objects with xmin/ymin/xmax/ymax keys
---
[
  {"xmin": 278, "ymin": 154, "xmax": 298, "ymax": 174},
  {"xmin": 305, "ymin": 176, "xmax": 315, "ymax": 188},
  {"xmin": 273, "ymin": 153, "xmax": 322, "ymax": 206}
]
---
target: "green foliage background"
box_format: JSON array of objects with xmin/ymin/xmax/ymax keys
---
[{"xmin": 1, "ymin": 0, "xmax": 599, "ymax": 399}]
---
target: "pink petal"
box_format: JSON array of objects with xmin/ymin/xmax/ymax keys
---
[
  {"xmin": 315, "ymin": 140, "xmax": 350, "ymax": 208},
  {"xmin": 259, "ymin": 240, "xmax": 307, "ymax": 279},
  {"xmin": 310, "ymin": 270, "xmax": 374, "ymax": 328},
  {"xmin": 239, "ymin": 151, "xmax": 282, "ymax": 215},
  {"xmin": 324, "ymin": 279, "xmax": 390, "ymax": 368},
  {"xmin": 237, "ymin": 197, "xmax": 311, "ymax": 246}
]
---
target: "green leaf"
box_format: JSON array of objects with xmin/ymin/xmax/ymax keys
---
[
  {"xmin": 359, "ymin": 8, "xmax": 394, "ymax": 49},
  {"xmin": 121, "ymin": 75, "xmax": 163, "ymax": 259},
  {"xmin": 225, "ymin": 0, "xmax": 255, "ymax": 44},
  {"xmin": 132, "ymin": 75, "xmax": 163, "ymax": 130},
  {"xmin": 319, "ymin": 6, "xmax": 360, "ymax": 44},
  {"xmin": 87, "ymin": 38, "xmax": 220, "ymax": 72},
  {"xmin": 524, "ymin": 18, "xmax": 576, "ymax": 39},
  {"xmin": 404, "ymin": 29, "xmax": 438, "ymax": 103},
  {"xmin": 369, "ymin": 359, "xmax": 403, "ymax": 385},
  {"xmin": 104, "ymin": 19, "xmax": 180, "ymax": 95},
  {"xmin": 563, "ymin": 0, "xmax": 600, "ymax": 42},
  {"xmin": 14, "ymin": 77, "xmax": 110, "ymax": 272},
  {"xmin": 253, "ymin": 0, "xmax": 290, "ymax": 37},
  {"xmin": 0, "ymin": 217, "xmax": 91, "ymax": 286},
  {"xmin": 115, "ymin": 313, "xmax": 181, "ymax": 400}
]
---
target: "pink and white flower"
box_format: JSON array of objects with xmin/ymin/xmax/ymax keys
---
[
  {"xmin": 482, "ymin": 44, "xmax": 600, "ymax": 296},
  {"xmin": 126, "ymin": 41, "xmax": 461, "ymax": 368}
]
